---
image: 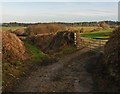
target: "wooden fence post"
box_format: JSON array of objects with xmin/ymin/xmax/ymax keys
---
[
  {"xmin": 74, "ymin": 32, "xmax": 77, "ymax": 46},
  {"xmin": 74, "ymin": 31, "xmax": 81, "ymax": 48}
]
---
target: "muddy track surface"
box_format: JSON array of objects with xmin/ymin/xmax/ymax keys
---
[{"xmin": 7, "ymin": 48, "xmax": 102, "ymax": 92}]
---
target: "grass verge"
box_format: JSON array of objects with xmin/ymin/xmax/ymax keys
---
[
  {"xmin": 24, "ymin": 42, "xmax": 49, "ymax": 63},
  {"xmin": 3, "ymin": 42, "xmax": 49, "ymax": 90}
]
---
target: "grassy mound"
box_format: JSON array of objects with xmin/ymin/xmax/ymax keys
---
[
  {"xmin": 104, "ymin": 27, "xmax": 120, "ymax": 82},
  {"xmin": 2, "ymin": 31, "xmax": 27, "ymax": 62},
  {"xmin": 2, "ymin": 31, "xmax": 28, "ymax": 89},
  {"xmin": 47, "ymin": 31, "xmax": 75, "ymax": 52},
  {"xmin": 2, "ymin": 31, "xmax": 49, "ymax": 90},
  {"xmin": 26, "ymin": 31, "xmax": 76, "ymax": 54}
]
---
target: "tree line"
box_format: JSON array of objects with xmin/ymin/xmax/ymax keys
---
[{"xmin": 2, "ymin": 21, "xmax": 120, "ymax": 27}]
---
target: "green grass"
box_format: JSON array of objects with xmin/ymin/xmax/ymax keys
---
[
  {"xmin": 62, "ymin": 46, "xmax": 77, "ymax": 54},
  {"xmin": 10, "ymin": 42, "xmax": 49, "ymax": 64},
  {"xmin": 25, "ymin": 42, "xmax": 49, "ymax": 63},
  {"xmin": 80, "ymin": 28, "xmax": 113, "ymax": 39}
]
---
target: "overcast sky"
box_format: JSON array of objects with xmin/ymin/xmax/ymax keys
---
[{"xmin": 2, "ymin": 2, "xmax": 118, "ymax": 23}]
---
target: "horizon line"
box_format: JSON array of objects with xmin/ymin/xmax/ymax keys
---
[{"xmin": 2, "ymin": 20, "xmax": 119, "ymax": 24}]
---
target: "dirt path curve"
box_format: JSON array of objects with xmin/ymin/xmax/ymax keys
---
[{"xmin": 10, "ymin": 48, "xmax": 101, "ymax": 92}]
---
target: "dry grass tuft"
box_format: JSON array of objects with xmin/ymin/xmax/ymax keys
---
[{"xmin": 2, "ymin": 31, "xmax": 27, "ymax": 62}]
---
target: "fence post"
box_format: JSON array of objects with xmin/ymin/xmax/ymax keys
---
[
  {"xmin": 74, "ymin": 32, "xmax": 77, "ymax": 46},
  {"xmin": 74, "ymin": 31, "xmax": 81, "ymax": 49}
]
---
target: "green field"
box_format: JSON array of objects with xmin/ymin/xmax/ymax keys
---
[{"xmin": 80, "ymin": 28, "xmax": 113, "ymax": 39}]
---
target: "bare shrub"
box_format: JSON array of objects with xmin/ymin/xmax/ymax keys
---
[
  {"xmin": 80, "ymin": 28, "xmax": 85, "ymax": 33},
  {"xmin": 25, "ymin": 24, "xmax": 66, "ymax": 36},
  {"xmin": 99, "ymin": 21, "xmax": 109, "ymax": 29}
]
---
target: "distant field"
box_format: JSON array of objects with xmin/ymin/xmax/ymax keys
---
[
  {"xmin": 1, "ymin": 26, "xmax": 113, "ymax": 39},
  {"xmin": 67, "ymin": 26, "xmax": 98, "ymax": 32},
  {"xmin": 80, "ymin": 28, "xmax": 113, "ymax": 39},
  {"xmin": 2, "ymin": 26, "xmax": 26, "ymax": 31}
]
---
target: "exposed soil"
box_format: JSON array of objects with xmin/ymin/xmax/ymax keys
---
[{"xmin": 3, "ymin": 47, "xmax": 118, "ymax": 92}]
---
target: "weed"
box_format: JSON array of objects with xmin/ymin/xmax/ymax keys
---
[{"xmin": 25, "ymin": 42, "xmax": 49, "ymax": 63}]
